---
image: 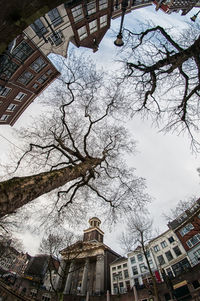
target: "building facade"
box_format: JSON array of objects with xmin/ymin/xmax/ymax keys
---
[
  {"xmin": 24, "ymin": 4, "xmax": 74, "ymax": 57},
  {"xmin": 153, "ymin": 0, "xmax": 200, "ymax": 15},
  {"xmin": 0, "ymin": 34, "xmax": 60, "ymax": 125},
  {"xmin": 168, "ymin": 198, "xmax": 200, "ymax": 267},
  {"xmin": 55, "ymin": 217, "xmax": 121, "ymax": 296},
  {"xmin": 149, "ymin": 229, "xmax": 191, "ymax": 278},
  {"xmin": 127, "ymin": 246, "xmax": 160, "ymax": 288},
  {"xmin": 65, "ymin": 0, "xmax": 113, "ymax": 52},
  {"xmin": 110, "ymin": 257, "xmax": 130, "ymax": 294}
]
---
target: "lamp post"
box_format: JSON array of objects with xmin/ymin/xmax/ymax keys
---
[
  {"xmin": 190, "ymin": 9, "xmax": 200, "ymax": 22},
  {"xmin": 114, "ymin": 0, "xmax": 128, "ymax": 47}
]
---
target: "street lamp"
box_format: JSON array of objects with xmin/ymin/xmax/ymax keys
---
[
  {"xmin": 190, "ymin": 10, "xmax": 200, "ymax": 22},
  {"xmin": 114, "ymin": 0, "xmax": 128, "ymax": 47}
]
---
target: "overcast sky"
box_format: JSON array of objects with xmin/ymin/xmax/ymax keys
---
[{"xmin": 0, "ymin": 5, "xmax": 200, "ymax": 256}]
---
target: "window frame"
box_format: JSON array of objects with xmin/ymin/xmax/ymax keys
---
[
  {"xmin": 30, "ymin": 57, "xmax": 47, "ymax": 73},
  {"xmin": 48, "ymin": 8, "xmax": 62, "ymax": 27},
  {"xmin": 0, "ymin": 86, "xmax": 11, "ymax": 97}
]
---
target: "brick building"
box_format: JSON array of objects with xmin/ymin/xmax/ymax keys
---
[
  {"xmin": 153, "ymin": 0, "xmax": 200, "ymax": 15},
  {"xmin": 0, "ymin": 34, "xmax": 60, "ymax": 126},
  {"xmin": 168, "ymin": 198, "xmax": 200, "ymax": 267},
  {"xmin": 65, "ymin": 0, "xmax": 113, "ymax": 52}
]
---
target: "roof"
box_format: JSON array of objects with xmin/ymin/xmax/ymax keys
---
[{"xmin": 110, "ymin": 256, "xmax": 127, "ymax": 266}]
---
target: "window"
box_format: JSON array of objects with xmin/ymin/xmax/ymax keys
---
[
  {"xmin": 72, "ymin": 5, "xmax": 84, "ymax": 22},
  {"xmin": 124, "ymin": 269, "xmax": 129, "ymax": 278},
  {"xmin": 173, "ymin": 246, "xmax": 182, "ymax": 257},
  {"xmin": 99, "ymin": 0, "xmax": 108, "ymax": 10},
  {"xmin": 192, "ymin": 280, "xmax": 200, "ymax": 289},
  {"xmin": 157, "ymin": 255, "xmax": 165, "ymax": 265},
  {"xmin": 118, "ymin": 271, "xmax": 122, "ymax": 279},
  {"xmin": 48, "ymin": 8, "xmax": 62, "ymax": 27},
  {"xmin": 148, "ymin": 259, "xmax": 154, "ymax": 269},
  {"xmin": 46, "ymin": 69, "xmax": 53, "ymax": 75},
  {"xmin": 130, "ymin": 256, "xmax": 135, "ymax": 264},
  {"xmin": 112, "ymin": 266, "xmax": 116, "ymax": 271},
  {"xmin": 179, "ymin": 223, "xmax": 194, "ymax": 236},
  {"xmin": 166, "ymin": 267, "xmax": 173, "ymax": 278},
  {"xmin": 37, "ymin": 74, "xmax": 48, "ymax": 84},
  {"xmin": 30, "ymin": 57, "xmax": 47, "ymax": 73},
  {"xmin": 17, "ymin": 71, "xmax": 34, "ymax": 85},
  {"xmin": 31, "ymin": 19, "xmax": 47, "ymax": 38},
  {"xmin": 177, "ymin": 213, "xmax": 187, "ymax": 223},
  {"xmin": 113, "ymin": 273, "xmax": 117, "ymax": 281},
  {"xmin": 194, "ymin": 248, "xmax": 200, "ymax": 260},
  {"xmin": 165, "ymin": 251, "xmax": 173, "ymax": 261},
  {"xmin": 49, "ymin": 32, "xmax": 63, "ymax": 46},
  {"xmin": 123, "ymin": 263, "xmax": 127, "ymax": 268},
  {"xmin": 139, "ymin": 263, "xmax": 147, "ymax": 273},
  {"xmin": 12, "ymin": 41, "xmax": 34, "ymax": 62},
  {"xmin": 0, "ymin": 114, "xmax": 9, "ymax": 121},
  {"xmin": 0, "ymin": 86, "xmax": 11, "ymax": 97},
  {"xmin": 33, "ymin": 83, "xmax": 39, "ymax": 89},
  {"xmin": 117, "ymin": 265, "xmax": 121, "ymax": 269},
  {"xmin": 168, "ymin": 236, "xmax": 175, "ymax": 243},
  {"xmin": 87, "ymin": 0, "xmax": 96, "ymax": 15},
  {"xmin": 78, "ymin": 26, "xmax": 88, "ymax": 41},
  {"xmin": 89, "ymin": 20, "xmax": 97, "ymax": 34},
  {"xmin": 0, "ymin": 55, "xmax": 19, "ymax": 80},
  {"xmin": 113, "ymin": 283, "xmax": 118, "ymax": 294},
  {"xmin": 15, "ymin": 92, "xmax": 26, "ymax": 101},
  {"xmin": 187, "ymin": 233, "xmax": 200, "ymax": 248},
  {"xmin": 171, "ymin": 258, "xmax": 190, "ymax": 276},
  {"xmin": 7, "ymin": 103, "xmax": 17, "ymax": 111},
  {"xmin": 161, "ymin": 241, "xmax": 167, "ymax": 248},
  {"xmin": 153, "ymin": 245, "xmax": 160, "ymax": 252},
  {"xmin": 137, "ymin": 254, "xmax": 143, "ymax": 262},
  {"xmin": 100, "ymin": 15, "xmax": 107, "ymax": 28},
  {"xmin": 132, "ymin": 266, "xmax": 138, "ymax": 275}
]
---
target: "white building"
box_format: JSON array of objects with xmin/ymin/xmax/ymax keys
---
[
  {"xmin": 24, "ymin": 4, "xmax": 73, "ymax": 57},
  {"xmin": 127, "ymin": 246, "xmax": 159, "ymax": 288},
  {"xmin": 110, "ymin": 257, "xmax": 130, "ymax": 295},
  {"xmin": 149, "ymin": 229, "xmax": 191, "ymax": 278}
]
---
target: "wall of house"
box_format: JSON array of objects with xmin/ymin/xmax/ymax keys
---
[{"xmin": 24, "ymin": 4, "xmax": 74, "ymax": 57}]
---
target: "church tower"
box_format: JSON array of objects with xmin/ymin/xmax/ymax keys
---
[{"xmin": 83, "ymin": 217, "xmax": 104, "ymax": 243}]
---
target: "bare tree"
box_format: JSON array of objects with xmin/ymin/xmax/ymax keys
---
[
  {"xmin": 119, "ymin": 22, "xmax": 200, "ymax": 149},
  {"xmin": 38, "ymin": 229, "xmax": 78, "ymax": 294},
  {"xmin": 0, "ymin": 54, "xmax": 150, "ymax": 221},
  {"xmin": 120, "ymin": 213, "xmax": 160, "ymax": 301},
  {"xmin": 163, "ymin": 196, "xmax": 198, "ymax": 222}
]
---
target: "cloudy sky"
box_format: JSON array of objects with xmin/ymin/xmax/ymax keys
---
[{"xmin": 0, "ymin": 5, "xmax": 200, "ymax": 255}]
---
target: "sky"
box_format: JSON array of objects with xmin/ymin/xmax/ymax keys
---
[{"xmin": 0, "ymin": 5, "xmax": 200, "ymax": 256}]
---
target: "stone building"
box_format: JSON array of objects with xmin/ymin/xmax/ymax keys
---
[
  {"xmin": 149, "ymin": 229, "xmax": 191, "ymax": 278},
  {"xmin": 110, "ymin": 257, "xmax": 130, "ymax": 294},
  {"xmin": 56, "ymin": 217, "xmax": 121, "ymax": 296},
  {"xmin": 24, "ymin": 4, "xmax": 74, "ymax": 57},
  {"xmin": 127, "ymin": 246, "xmax": 160, "ymax": 288}
]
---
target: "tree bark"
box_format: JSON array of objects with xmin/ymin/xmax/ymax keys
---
[
  {"xmin": 141, "ymin": 233, "xmax": 160, "ymax": 301},
  {"xmin": 0, "ymin": 157, "xmax": 102, "ymax": 218}
]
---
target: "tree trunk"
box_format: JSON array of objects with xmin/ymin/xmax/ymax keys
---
[
  {"xmin": 141, "ymin": 234, "xmax": 160, "ymax": 301},
  {"xmin": 0, "ymin": 157, "xmax": 102, "ymax": 218}
]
